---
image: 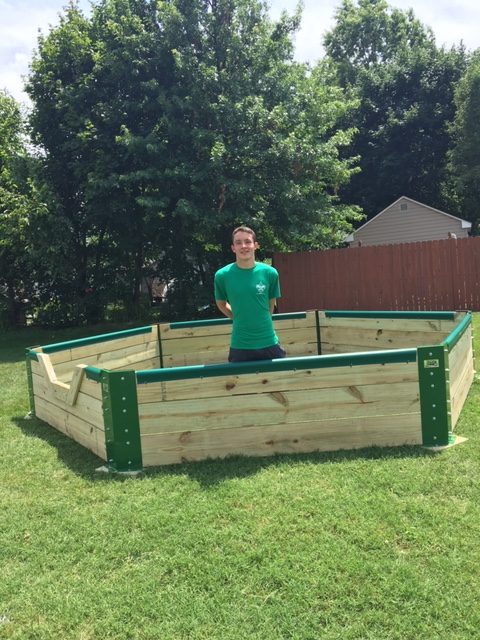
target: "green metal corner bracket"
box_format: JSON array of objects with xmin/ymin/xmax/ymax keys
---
[
  {"xmin": 315, "ymin": 310, "xmax": 322, "ymax": 355},
  {"xmin": 100, "ymin": 370, "xmax": 143, "ymax": 473},
  {"xmin": 417, "ymin": 344, "xmax": 453, "ymax": 448},
  {"xmin": 25, "ymin": 350, "xmax": 36, "ymax": 417}
]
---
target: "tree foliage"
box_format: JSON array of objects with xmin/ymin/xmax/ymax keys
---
[
  {"xmin": 26, "ymin": 0, "xmax": 361, "ymax": 321},
  {"xmin": 323, "ymin": 0, "xmax": 467, "ymax": 217},
  {"xmin": 0, "ymin": 91, "xmax": 39, "ymax": 326},
  {"xmin": 447, "ymin": 51, "xmax": 480, "ymax": 231}
]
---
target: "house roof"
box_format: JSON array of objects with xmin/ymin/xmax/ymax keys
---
[{"xmin": 345, "ymin": 196, "xmax": 472, "ymax": 242}]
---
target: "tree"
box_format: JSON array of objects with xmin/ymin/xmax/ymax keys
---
[
  {"xmin": 447, "ymin": 51, "xmax": 480, "ymax": 231},
  {"xmin": 27, "ymin": 0, "xmax": 361, "ymax": 322},
  {"xmin": 0, "ymin": 91, "xmax": 37, "ymax": 326},
  {"xmin": 323, "ymin": 0, "xmax": 467, "ymax": 217}
]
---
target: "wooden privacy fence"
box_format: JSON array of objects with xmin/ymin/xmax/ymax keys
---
[{"xmin": 273, "ymin": 237, "xmax": 480, "ymax": 312}]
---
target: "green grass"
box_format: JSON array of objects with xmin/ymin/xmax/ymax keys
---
[{"xmin": 1, "ymin": 322, "xmax": 480, "ymax": 639}]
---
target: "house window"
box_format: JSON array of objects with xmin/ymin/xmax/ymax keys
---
[{"xmin": 400, "ymin": 203, "xmax": 408, "ymax": 211}]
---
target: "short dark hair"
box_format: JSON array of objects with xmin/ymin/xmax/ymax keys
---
[{"xmin": 232, "ymin": 226, "xmax": 256, "ymax": 242}]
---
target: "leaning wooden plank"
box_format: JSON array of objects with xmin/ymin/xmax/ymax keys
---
[
  {"xmin": 32, "ymin": 369, "xmax": 102, "ymax": 402},
  {"xmin": 36, "ymin": 353, "xmax": 57, "ymax": 385},
  {"xmin": 141, "ymin": 413, "xmax": 422, "ymax": 466},
  {"xmin": 139, "ymin": 381, "xmax": 420, "ymax": 435},
  {"xmin": 67, "ymin": 365, "xmax": 87, "ymax": 406},
  {"xmin": 137, "ymin": 361, "xmax": 419, "ymax": 404},
  {"xmin": 36, "ymin": 353, "xmax": 71, "ymax": 402}
]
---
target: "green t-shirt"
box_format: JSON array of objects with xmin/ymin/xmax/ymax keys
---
[{"xmin": 214, "ymin": 262, "xmax": 281, "ymax": 349}]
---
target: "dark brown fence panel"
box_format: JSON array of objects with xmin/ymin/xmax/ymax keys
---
[{"xmin": 273, "ymin": 237, "xmax": 480, "ymax": 312}]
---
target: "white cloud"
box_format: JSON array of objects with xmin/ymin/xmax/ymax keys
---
[
  {"xmin": 269, "ymin": 0, "xmax": 480, "ymax": 64},
  {"xmin": 0, "ymin": 0, "xmax": 91, "ymax": 104}
]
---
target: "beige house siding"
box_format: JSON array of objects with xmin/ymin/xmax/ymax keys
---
[{"xmin": 347, "ymin": 197, "xmax": 471, "ymax": 247}]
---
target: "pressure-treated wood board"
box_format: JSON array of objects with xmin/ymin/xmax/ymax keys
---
[
  {"xmin": 317, "ymin": 315, "xmax": 459, "ymax": 333},
  {"xmin": 32, "ymin": 373, "xmax": 104, "ymax": 427},
  {"xmin": 449, "ymin": 331, "xmax": 475, "ymax": 429},
  {"xmin": 141, "ymin": 413, "xmax": 422, "ymax": 466},
  {"xmin": 137, "ymin": 361, "xmax": 419, "ymax": 404},
  {"xmin": 139, "ymin": 380, "xmax": 420, "ymax": 435},
  {"xmin": 449, "ymin": 326, "xmax": 473, "ymax": 383},
  {"xmin": 46, "ymin": 328, "xmax": 157, "ymax": 365},
  {"xmin": 52, "ymin": 341, "xmax": 160, "ymax": 381},
  {"xmin": 320, "ymin": 327, "xmax": 453, "ymax": 352},
  {"xmin": 34, "ymin": 396, "xmax": 106, "ymax": 460},
  {"xmin": 31, "ymin": 363, "xmax": 102, "ymax": 401}
]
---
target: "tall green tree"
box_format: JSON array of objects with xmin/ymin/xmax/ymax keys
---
[
  {"xmin": 324, "ymin": 0, "xmax": 467, "ymax": 217},
  {"xmin": 0, "ymin": 91, "xmax": 38, "ymax": 326},
  {"xmin": 447, "ymin": 51, "xmax": 480, "ymax": 232},
  {"xmin": 27, "ymin": 0, "xmax": 361, "ymax": 321},
  {"xmin": 27, "ymin": 3, "xmax": 100, "ymax": 322}
]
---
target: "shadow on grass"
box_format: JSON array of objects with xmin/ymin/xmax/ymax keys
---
[
  {"xmin": 13, "ymin": 413, "xmax": 437, "ymax": 487},
  {"xmin": 13, "ymin": 414, "xmax": 105, "ymax": 480},
  {"xmin": 152, "ymin": 445, "xmax": 438, "ymax": 488}
]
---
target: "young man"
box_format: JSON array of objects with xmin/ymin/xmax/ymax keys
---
[{"xmin": 214, "ymin": 226, "xmax": 286, "ymax": 362}]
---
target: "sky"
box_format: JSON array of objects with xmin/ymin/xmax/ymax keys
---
[{"xmin": 1, "ymin": 0, "xmax": 480, "ymax": 107}]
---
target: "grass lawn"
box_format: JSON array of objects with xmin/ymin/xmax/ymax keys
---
[{"xmin": 1, "ymin": 321, "xmax": 480, "ymax": 639}]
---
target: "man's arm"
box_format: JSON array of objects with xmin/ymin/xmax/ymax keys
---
[
  {"xmin": 216, "ymin": 300, "xmax": 233, "ymax": 319},
  {"xmin": 269, "ymin": 298, "xmax": 277, "ymax": 315}
]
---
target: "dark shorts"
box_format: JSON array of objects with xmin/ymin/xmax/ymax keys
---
[{"xmin": 228, "ymin": 343, "xmax": 286, "ymax": 363}]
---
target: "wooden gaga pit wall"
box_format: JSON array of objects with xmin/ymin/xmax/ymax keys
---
[{"xmin": 25, "ymin": 310, "xmax": 475, "ymax": 471}]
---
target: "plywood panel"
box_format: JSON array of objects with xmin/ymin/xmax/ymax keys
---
[{"xmin": 141, "ymin": 413, "xmax": 422, "ymax": 466}]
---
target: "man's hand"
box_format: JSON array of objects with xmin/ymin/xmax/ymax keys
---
[{"xmin": 216, "ymin": 300, "xmax": 233, "ymax": 319}]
